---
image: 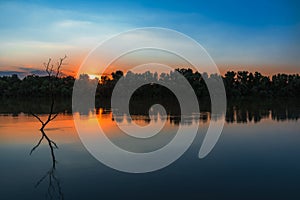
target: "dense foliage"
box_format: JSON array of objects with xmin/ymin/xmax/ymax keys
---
[
  {"xmin": 0, "ymin": 74, "xmax": 75, "ymax": 97},
  {"xmin": 0, "ymin": 69, "xmax": 300, "ymax": 98}
]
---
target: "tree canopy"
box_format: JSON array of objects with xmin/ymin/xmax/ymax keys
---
[{"xmin": 0, "ymin": 69, "xmax": 299, "ymax": 98}]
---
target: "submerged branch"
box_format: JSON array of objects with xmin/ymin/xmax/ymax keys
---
[
  {"xmin": 50, "ymin": 113, "xmax": 59, "ymax": 122},
  {"xmin": 30, "ymin": 112, "xmax": 45, "ymax": 126}
]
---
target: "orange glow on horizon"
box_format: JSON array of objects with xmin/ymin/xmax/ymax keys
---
[
  {"xmin": 69, "ymin": 55, "xmax": 300, "ymax": 78},
  {"xmin": 70, "ymin": 64, "xmax": 300, "ymax": 79}
]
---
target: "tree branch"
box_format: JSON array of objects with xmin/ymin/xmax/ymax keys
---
[
  {"xmin": 55, "ymin": 55, "xmax": 67, "ymax": 77},
  {"xmin": 30, "ymin": 111, "xmax": 44, "ymax": 125},
  {"xmin": 50, "ymin": 113, "xmax": 59, "ymax": 121},
  {"xmin": 44, "ymin": 58, "xmax": 52, "ymax": 76}
]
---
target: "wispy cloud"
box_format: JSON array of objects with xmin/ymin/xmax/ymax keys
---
[
  {"xmin": 0, "ymin": 66, "xmax": 46, "ymax": 78},
  {"xmin": 0, "ymin": 1, "xmax": 299, "ymax": 74},
  {"xmin": 0, "ymin": 65, "xmax": 73, "ymax": 79}
]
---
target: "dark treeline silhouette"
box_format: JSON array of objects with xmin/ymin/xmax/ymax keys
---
[
  {"xmin": 0, "ymin": 74, "xmax": 75, "ymax": 97},
  {"xmin": 1, "ymin": 68, "xmax": 300, "ymax": 98}
]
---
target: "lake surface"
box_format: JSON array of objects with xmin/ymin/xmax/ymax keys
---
[{"xmin": 0, "ymin": 98, "xmax": 300, "ymax": 200}]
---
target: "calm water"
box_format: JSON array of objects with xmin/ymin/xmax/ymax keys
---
[{"xmin": 0, "ymin": 99, "xmax": 300, "ymax": 200}]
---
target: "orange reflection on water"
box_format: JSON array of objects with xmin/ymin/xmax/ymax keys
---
[
  {"xmin": 0, "ymin": 114, "xmax": 77, "ymax": 145},
  {"xmin": 0, "ymin": 108, "xmax": 293, "ymax": 147}
]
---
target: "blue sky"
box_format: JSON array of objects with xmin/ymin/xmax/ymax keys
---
[{"xmin": 0, "ymin": 0, "xmax": 299, "ymax": 76}]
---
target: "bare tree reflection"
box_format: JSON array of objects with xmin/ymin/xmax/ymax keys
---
[
  {"xmin": 30, "ymin": 120, "xmax": 59, "ymax": 168},
  {"xmin": 35, "ymin": 167, "xmax": 64, "ymax": 200}
]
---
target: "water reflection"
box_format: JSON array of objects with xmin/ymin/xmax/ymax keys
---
[
  {"xmin": 1, "ymin": 98, "xmax": 300, "ymax": 200},
  {"xmin": 226, "ymin": 99, "xmax": 300, "ymax": 123},
  {"xmin": 97, "ymin": 99, "xmax": 300, "ymax": 125},
  {"xmin": 35, "ymin": 166, "xmax": 64, "ymax": 200},
  {"xmin": 31, "ymin": 129, "xmax": 64, "ymax": 200},
  {"xmin": 1, "ymin": 97, "xmax": 298, "ymax": 124}
]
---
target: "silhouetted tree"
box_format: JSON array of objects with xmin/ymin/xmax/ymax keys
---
[{"xmin": 30, "ymin": 55, "xmax": 67, "ymax": 168}]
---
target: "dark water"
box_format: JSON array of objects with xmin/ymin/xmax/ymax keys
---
[{"xmin": 0, "ymin": 98, "xmax": 300, "ymax": 200}]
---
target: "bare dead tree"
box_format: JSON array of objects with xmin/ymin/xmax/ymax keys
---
[{"xmin": 30, "ymin": 55, "xmax": 67, "ymax": 169}]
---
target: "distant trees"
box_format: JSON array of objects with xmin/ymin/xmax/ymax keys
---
[
  {"xmin": 223, "ymin": 71, "xmax": 300, "ymax": 97},
  {"xmin": 0, "ymin": 74, "xmax": 75, "ymax": 97},
  {"xmin": 96, "ymin": 69, "xmax": 300, "ymax": 98},
  {"xmin": 0, "ymin": 68, "xmax": 299, "ymax": 98}
]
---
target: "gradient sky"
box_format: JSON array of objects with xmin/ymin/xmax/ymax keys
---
[{"xmin": 0, "ymin": 0, "xmax": 299, "ymax": 77}]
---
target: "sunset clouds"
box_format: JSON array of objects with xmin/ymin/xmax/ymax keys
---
[{"xmin": 0, "ymin": 0, "xmax": 299, "ymax": 75}]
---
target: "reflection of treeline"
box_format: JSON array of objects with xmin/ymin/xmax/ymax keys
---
[
  {"xmin": 225, "ymin": 98, "xmax": 299, "ymax": 123},
  {"xmin": 0, "ymin": 69, "xmax": 300, "ymax": 97},
  {"xmin": 111, "ymin": 98, "xmax": 300, "ymax": 125},
  {"xmin": 0, "ymin": 97, "xmax": 299, "ymax": 124}
]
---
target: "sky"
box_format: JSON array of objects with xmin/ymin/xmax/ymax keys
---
[{"xmin": 0, "ymin": 0, "xmax": 299, "ymax": 77}]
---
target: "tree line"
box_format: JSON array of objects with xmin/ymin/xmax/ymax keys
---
[{"xmin": 0, "ymin": 69, "xmax": 299, "ymax": 98}]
